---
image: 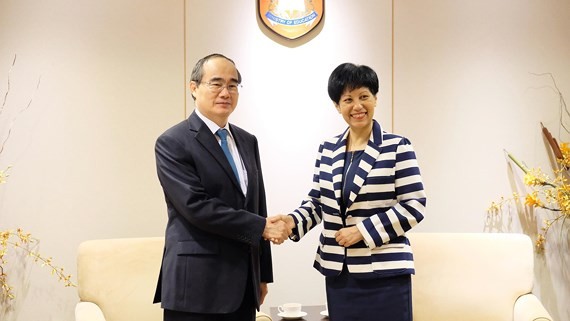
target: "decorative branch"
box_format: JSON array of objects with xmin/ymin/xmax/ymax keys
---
[
  {"xmin": 0, "ymin": 229, "xmax": 76, "ymax": 301},
  {"xmin": 0, "ymin": 57, "xmax": 75, "ymax": 303},
  {"xmin": 497, "ymin": 120, "xmax": 569, "ymax": 252},
  {"xmin": 0, "ymin": 54, "xmax": 42, "ymax": 156},
  {"xmin": 530, "ymin": 72, "xmax": 570, "ymax": 136},
  {"xmin": 0, "ymin": 55, "xmax": 16, "ymax": 117}
]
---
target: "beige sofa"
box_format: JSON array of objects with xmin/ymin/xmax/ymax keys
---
[
  {"xmin": 75, "ymin": 233, "xmax": 553, "ymax": 321},
  {"xmin": 408, "ymin": 233, "xmax": 552, "ymax": 321},
  {"xmin": 74, "ymin": 237, "xmax": 271, "ymax": 321}
]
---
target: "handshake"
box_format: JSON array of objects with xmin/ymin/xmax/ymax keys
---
[{"xmin": 263, "ymin": 214, "xmax": 295, "ymax": 245}]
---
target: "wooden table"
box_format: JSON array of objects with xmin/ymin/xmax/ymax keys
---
[{"xmin": 270, "ymin": 305, "xmax": 328, "ymax": 321}]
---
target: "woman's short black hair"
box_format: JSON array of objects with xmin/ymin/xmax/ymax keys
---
[{"xmin": 327, "ymin": 63, "xmax": 379, "ymax": 104}]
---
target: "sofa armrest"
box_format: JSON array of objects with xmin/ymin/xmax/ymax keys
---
[
  {"xmin": 75, "ymin": 302, "xmax": 107, "ymax": 321},
  {"xmin": 513, "ymin": 294, "xmax": 553, "ymax": 321},
  {"xmin": 256, "ymin": 311, "xmax": 272, "ymax": 321}
]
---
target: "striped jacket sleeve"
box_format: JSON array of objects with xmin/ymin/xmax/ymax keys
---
[
  {"xmin": 289, "ymin": 142, "xmax": 327, "ymax": 240},
  {"xmin": 356, "ymin": 137, "xmax": 426, "ymax": 249}
]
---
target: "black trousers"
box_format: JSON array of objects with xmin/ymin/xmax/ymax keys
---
[{"xmin": 163, "ymin": 271, "xmax": 256, "ymax": 321}]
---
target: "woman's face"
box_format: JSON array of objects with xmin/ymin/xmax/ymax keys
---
[{"xmin": 335, "ymin": 86, "xmax": 377, "ymax": 130}]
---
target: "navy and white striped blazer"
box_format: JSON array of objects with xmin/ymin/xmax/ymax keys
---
[{"xmin": 289, "ymin": 120, "xmax": 426, "ymax": 278}]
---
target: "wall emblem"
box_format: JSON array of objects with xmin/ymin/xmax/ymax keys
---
[{"xmin": 259, "ymin": 0, "xmax": 324, "ymax": 40}]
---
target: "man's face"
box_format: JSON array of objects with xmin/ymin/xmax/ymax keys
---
[{"xmin": 190, "ymin": 57, "xmax": 240, "ymax": 127}]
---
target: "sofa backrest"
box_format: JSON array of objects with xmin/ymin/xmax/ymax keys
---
[
  {"xmin": 77, "ymin": 237, "xmax": 164, "ymax": 321},
  {"xmin": 408, "ymin": 233, "xmax": 534, "ymax": 321},
  {"xmin": 77, "ymin": 233, "xmax": 535, "ymax": 321}
]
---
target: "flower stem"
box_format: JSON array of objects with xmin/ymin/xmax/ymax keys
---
[{"xmin": 504, "ymin": 149, "xmax": 529, "ymax": 174}]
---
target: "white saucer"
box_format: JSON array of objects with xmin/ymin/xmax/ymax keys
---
[
  {"xmin": 320, "ymin": 310, "xmax": 329, "ymax": 317},
  {"xmin": 277, "ymin": 311, "xmax": 308, "ymax": 319}
]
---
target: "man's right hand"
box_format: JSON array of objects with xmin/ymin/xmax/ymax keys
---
[{"xmin": 263, "ymin": 216, "xmax": 291, "ymax": 244}]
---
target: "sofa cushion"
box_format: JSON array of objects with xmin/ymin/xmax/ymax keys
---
[
  {"xmin": 77, "ymin": 237, "xmax": 164, "ymax": 321},
  {"xmin": 408, "ymin": 233, "xmax": 534, "ymax": 321}
]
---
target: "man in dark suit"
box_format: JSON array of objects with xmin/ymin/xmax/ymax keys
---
[{"xmin": 153, "ymin": 53, "xmax": 290, "ymax": 321}]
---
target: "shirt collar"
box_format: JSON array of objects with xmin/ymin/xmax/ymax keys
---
[{"xmin": 194, "ymin": 108, "xmax": 233, "ymax": 138}]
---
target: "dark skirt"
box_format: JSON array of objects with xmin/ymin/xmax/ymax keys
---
[{"xmin": 326, "ymin": 269, "xmax": 412, "ymax": 321}]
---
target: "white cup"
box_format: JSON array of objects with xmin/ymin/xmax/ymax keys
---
[{"xmin": 278, "ymin": 302, "xmax": 302, "ymax": 315}]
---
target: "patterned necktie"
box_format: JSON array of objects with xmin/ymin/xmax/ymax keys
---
[{"xmin": 216, "ymin": 129, "xmax": 240, "ymax": 181}]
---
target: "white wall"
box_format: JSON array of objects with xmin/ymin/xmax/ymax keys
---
[
  {"xmin": 395, "ymin": 1, "xmax": 570, "ymax": 320},
  {"xmin": 1, "ymin": 0, "xmax": 569, "ymax": 320},
  {"xmin": 0, "ymin": 0, "xmax": 183, "ymax": 320}
]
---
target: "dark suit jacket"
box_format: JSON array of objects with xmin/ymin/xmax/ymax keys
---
[{"xmin": 153, "ymin": 111, "xmax": 273, "ymax": 313}]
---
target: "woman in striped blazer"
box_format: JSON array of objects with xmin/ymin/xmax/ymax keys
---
[{"xmin": 282, "ymin": 63, "xmax": 427, "ymax": 321}]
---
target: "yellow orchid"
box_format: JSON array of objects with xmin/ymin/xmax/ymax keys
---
[
  {"xmin": 0, "ymin": 228, "xmax": 76, "ymax": 300},
  {"xmin": 524, "ymin": 191, "xmax": 543, "ymax": 207},
  {"xmin": 491, "ymin": 148, "xmax": 570, "ymax": 252},
  {"xmin": 523, "ymin": 168, "xmax": 551, "ymax": 187},
  {"xmin": 0, "ymin": 166, "xmax": 11, "ymax": 184},
  {"xmin": 560, "ymin": 142, "xmax": 570, "ymax": 155},
  {"xmin": 559, "ymin": 142, "xmax": 570, "ymax": 168}
]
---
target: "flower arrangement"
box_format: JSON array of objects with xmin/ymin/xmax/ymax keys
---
[
  {"xmin": 488, "ymin": 74, "xmax": 570, "ymax": 252},
  {"xmin": 0, "ymin": 229, "xmax": 76, "ymax": 300},
  {"xmin": 488, "ymin": 146, "xmax": 569, "ymax": 251},
  {"xmin": 0, "ymin": 55, "xmax": 76, "ymax": 304}
]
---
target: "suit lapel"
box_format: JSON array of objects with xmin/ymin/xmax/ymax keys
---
[
  {"xmin": 338, "ymin": 120, "xmax": 384, "ymax": 210},
  {"xmin": 188, "ymin": 113, "xmax": 242, "ymax": 191},
  {"xmin": 332, "ymin": 129, "xmax": 349, "ymax": 206}
]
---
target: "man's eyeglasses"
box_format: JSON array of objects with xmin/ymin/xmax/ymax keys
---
[{"xmin": 200, "ymin": 81, "xmax": 242, "ymax": 94}]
